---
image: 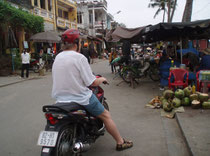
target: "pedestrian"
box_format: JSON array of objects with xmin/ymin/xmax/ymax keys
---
[
  {"xmin": 89, "ymin": 42, "xmax": 97, "ymax": 64},
  {"xmin": 21, "ymin": 49, "xmax": 30, "ymax": 78},
  {"xmin": 199, "ymin": 48, "xmax": 210, "ymax": 70},
  {"xmin": 39, "ymin": 49, "xmax": 45, "ymax": 69},
  {"xmin": 81, "ymin": 42, "xmax": 91, "ymax": 63},
  {"xmin": 52, "ymin": 29, "xmax": 133, "ymax": 151},
  {"xmin": 109, "ymin": 48, "xmax": 117, "ymax": 73},
  {"xmin": 131, "ymin": 48, "xmax": 135, "ymax": 60},
  {"xmin": 104, "ymin": 49, "xmax": 109, "ymax": 59}
]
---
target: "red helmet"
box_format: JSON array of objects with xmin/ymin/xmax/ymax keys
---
[{"xmin": 61, "ymin": 29, "xmax": 80, "ymax": 44}]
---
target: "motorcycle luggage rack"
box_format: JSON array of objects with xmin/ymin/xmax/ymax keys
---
[
  {"xmin": 43, "ymin": 105, "xmax": 69, "ymax": 113},
  {"xmin": 43, "ymin": 105, "xmax": 80, "ymax": 121},
  {"xmin": 43, "ymin": 103, "xmax": 89, "ymax": 121}
]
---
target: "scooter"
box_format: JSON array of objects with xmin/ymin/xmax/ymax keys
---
[
  {"xmin": 30, "ymin": 59, "xmax": 39, "ymax": 73},
  {"xmin": 37, "ymin": 76, "xmax": 109, "ymax": 156}
]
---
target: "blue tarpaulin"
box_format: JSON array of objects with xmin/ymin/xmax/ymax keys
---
[
  {"xmin": 159, "ymin": 59, "xmax": 181, "ymax": 86},
  {"xmin": 177, "ymin": 48, "xmax": 199, "ymax": 56}
]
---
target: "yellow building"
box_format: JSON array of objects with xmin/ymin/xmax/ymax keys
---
[
  {"xmin": 31, "ymin": 0, "xmax": 77, "ymax": 31},
  {"xmin": 56, "ymin": 0, "xmax": 77, "ymax": 31},
  {"xmin": 31, "ymin": 0, "xmax": 57, "ymax": 31}
]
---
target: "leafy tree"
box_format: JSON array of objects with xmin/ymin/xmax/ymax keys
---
[
  {"xmin": 0, "ymin": 1, "xmax": 44, "ymax": 33},
  {"xmin": 148, "ymin": 0, "xmax": 167, "ymax": 22},
  {"xmin": 119, "ymin": 23, "xmax": 126, "ymax": 28},
  {"xmin": 148, "ymin": 0, "xmax": 177, "ymax": 23}
]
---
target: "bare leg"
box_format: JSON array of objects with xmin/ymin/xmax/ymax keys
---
[{"xmin": 98, "ymin": 110, "xmax": 124, "ymax": 144}]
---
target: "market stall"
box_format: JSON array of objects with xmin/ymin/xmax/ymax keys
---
[{"xmin": 140, "ymin": 19, "xmax": 210, "ymax": 89}]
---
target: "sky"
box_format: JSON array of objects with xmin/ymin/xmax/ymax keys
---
[{"xmin": 106, "ymin": 0, "xmax": 210, "ymax": 28}]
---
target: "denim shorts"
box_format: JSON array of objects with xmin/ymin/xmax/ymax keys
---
[{"xmin": 83, "ymin": 94, "xmax": 105, "ymax": 116}]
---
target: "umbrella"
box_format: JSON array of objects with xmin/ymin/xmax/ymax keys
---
[{"xmin": 30, "ymin": 31, "xmax": 61, "ymax": 43}]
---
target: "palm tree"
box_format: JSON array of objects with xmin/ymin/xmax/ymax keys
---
[
  {"xmin": 148, "ymin": 0, "xmax": 177, "ymax": 23},
  {"xmin": 170, "ymin": 0, "xmax": 177, "ymax": 22},
  {"xmin": 182, "ymin": 0, "xmax": 193, "ymax": 22},
  {"xmin": 182, "ymin": 0, "xmax": 194, "ymax": 48},
  {"xmin": 148, "ymin": 0, "xmax": 167, "ymax": 22}
]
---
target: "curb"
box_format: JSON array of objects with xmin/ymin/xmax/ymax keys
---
[
  {"xmin": 0, "ymin": 76, "xmax": 42, "ymax": 88},
  {"xmin": 175, "ymin": 113, "xmax": 194, "ymax": 156}
]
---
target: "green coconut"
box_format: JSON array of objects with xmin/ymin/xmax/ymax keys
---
[
  {"xmin": 172, "ymin": 97, "xmax": 181, "ymax": 108},
  {"xmin": 160, "ymin": 96, "xmax": 165, "ymax": 102},
  {"xmin": 175, "ymin": 89, "xmax": 185, "ymax": 99},
  {"xmin": 183, "ymin": 86, "xmax": 192, "ymax": 97},
  {"xmin": 160, "ymin": 97, "xmax": 166, "ymax": 108},
  {"xmin": 199, "ymin": 93, "xmax": 209, "ymax": 102},
  {"xmin": 163, "ymin": 90, "xmax": 174, "ymax": 99},
  {"xmin": 202, "ymin": 102, "xmax": 210, "ymax": 109},
  {"xmin": 181, "ymin": 97, "xmax": 190, "ymax": 106},
  {"xmin": 163, "ymin": 101, "xmax": 173, "ymax": 112},
  {"xmin": 189, "ymin": 94, "xmax": 199, "ymax": 102},
  {"xmin": 161, "ymin": 98, "xmax": 167, "ymax": 103},
  {"xmin": 196, "ymin": 91, "xmax": 201, "ymax": 96},
  {"xmin": 191, "ymin": 100, "xmax": 201, "ymax": 109}
]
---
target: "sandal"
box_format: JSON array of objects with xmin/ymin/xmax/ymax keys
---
[{"xmin": 116, "ymin": 138, "xmax": 133, "ymax": 151}]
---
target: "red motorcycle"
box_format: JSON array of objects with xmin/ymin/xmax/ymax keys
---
[
  {"xmin": 38, "ymin": 76, "xmax": 109, "ymax": 156},
  {"xmin": 30, "ymin": 59, "xmax": 39, "ymax": 73}
]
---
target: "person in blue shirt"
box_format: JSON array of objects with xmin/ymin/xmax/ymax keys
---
[{"xmin": 199, "ymin": 48, "xmax": 210, "ymax": 70}]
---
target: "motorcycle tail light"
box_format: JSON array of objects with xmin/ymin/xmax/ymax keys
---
[{"xmin": 45, "ymin": 113, "xmax": 58, "ymax": 125}]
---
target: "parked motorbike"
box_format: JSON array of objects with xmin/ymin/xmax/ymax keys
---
[
  {"xmin": 30, "ymin": 59, "xmax": 39, "ymax": 73},
  {"xmin": 37, "ymin": 76, "xmax": 109, "ymax": 156},
  {"xmin": 117, "ymin": 55, "xmax": 160, "ymax": 88}
]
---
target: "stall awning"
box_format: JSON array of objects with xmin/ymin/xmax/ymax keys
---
[
  {"xmin": 106, "ymin": 26, "xmax": 148, "ymax": 43},
  {"xmin": 142, "ymin": 19, "xmax": 210, "ymax": 42}
]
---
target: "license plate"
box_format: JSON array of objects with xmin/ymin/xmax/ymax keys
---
[{"xmin": 37, "ymin": 131, "xmax": 58, "ymax": 147}]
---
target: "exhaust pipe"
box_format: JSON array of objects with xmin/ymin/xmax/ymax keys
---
[{"xmin": 72, "ymin": 142, "xmax": 91, "ymax": 154}]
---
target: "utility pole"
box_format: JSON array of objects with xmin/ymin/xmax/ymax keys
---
[{"xmin": 101, "ymin": 19, "xmax": 105, "ymax": 58}]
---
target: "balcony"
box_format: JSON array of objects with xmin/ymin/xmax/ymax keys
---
[
  {"xmin": 89, "ymin": 21, "xmax": 106, "ymax": 30},
  {"xmin": 61, "ymin": 0, "xmax": 75, "ymax": 4},
  {"xmin": 58, "ymin": 0, "xmax": 76, "ymax": 8},
  {"xmin": 88, "ymin": 0, "xmax": 107, "ymax": 10},
  {"xmin": 33, "ymin": 7, "xmax": 54, "ymax": 21},
  {"xmin": 57, "ymin": 17, "xmax": 77, "ymax": 29}
]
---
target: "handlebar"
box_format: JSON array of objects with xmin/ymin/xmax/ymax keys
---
[{"xmin": 103, "ymin": 81, "xmax": 109, "ymax": 85}]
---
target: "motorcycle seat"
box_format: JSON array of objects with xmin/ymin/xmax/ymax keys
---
[{"xmin": 43, "ymin": 102, "xmax": 86, "ymax": 113}]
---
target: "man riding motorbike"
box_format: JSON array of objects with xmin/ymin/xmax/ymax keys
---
[{"xmin": 52, "ymin": 29, "xmax": 133, "ymax": 151}]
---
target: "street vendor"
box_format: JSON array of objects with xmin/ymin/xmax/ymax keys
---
[{"xmin": 199, "ymin": 48, "xmax": 210, "ymax": 70}]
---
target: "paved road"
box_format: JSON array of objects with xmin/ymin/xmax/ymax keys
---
[{"xmin": 0, "ymin": 59, "xmax": 189, "ymax": 156}]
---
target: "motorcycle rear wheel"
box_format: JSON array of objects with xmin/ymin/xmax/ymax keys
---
[
  {"xmin": 102, "ymin": 100, "xmax": 109, "ymax": 111},
  {"xmin": 33, "ymin": 64, "xmax": 39, "ymax": 73},
  {"xmin": 149, "ymin": 66, "xmax": 160, "ymax": 82},
  {"xmin": 121, "ymin": 69, "xmax": 132, "ymax": 83},
  {"xmin": 55, "ymin": 125, "xmax": 76, "ymax": 156}
]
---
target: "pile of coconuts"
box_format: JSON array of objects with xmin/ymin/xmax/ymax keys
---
[{"xmin": 160, "ymin": 86, "xmax": 210, "ymax": 112}]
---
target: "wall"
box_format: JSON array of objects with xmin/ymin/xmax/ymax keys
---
[
  {"xmin": 77, "ymin": 4, "xmax": 89, "ymax": 30},
  {"xmin": 44, "ymin": 21, "xmax": 55, "ymax": 31}
]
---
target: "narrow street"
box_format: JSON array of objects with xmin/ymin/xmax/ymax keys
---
[{"xmin": 0, "ymin": 59, "xmax": 190, "ymax": 156}]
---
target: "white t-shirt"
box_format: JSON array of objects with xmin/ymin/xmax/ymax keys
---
[
  {"xmin": 21, "ymin": 52, "xmax": 30, "ymax": 64},
  {"xmin": 52, "ymin": 50, "xmax": 96, "ymax": 105}
]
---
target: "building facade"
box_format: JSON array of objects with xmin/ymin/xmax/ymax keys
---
[
  {"xmin": 76, "ymin": 0, "xmax": 109, "ymax": 37},
  {"xmin": 4, "ymin": 0, "xmax": 78, "ymax": 54},
  {"xmin": 31, "ymin": 0, "xmax": 77, "ymax": 32},
  {"xmin": 31, "ymin": 0, "xmax": 56, "ymax": 31},
  {"xmin": 55, "ymin": 0, "xmax": 77, "ymax": 32}
]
